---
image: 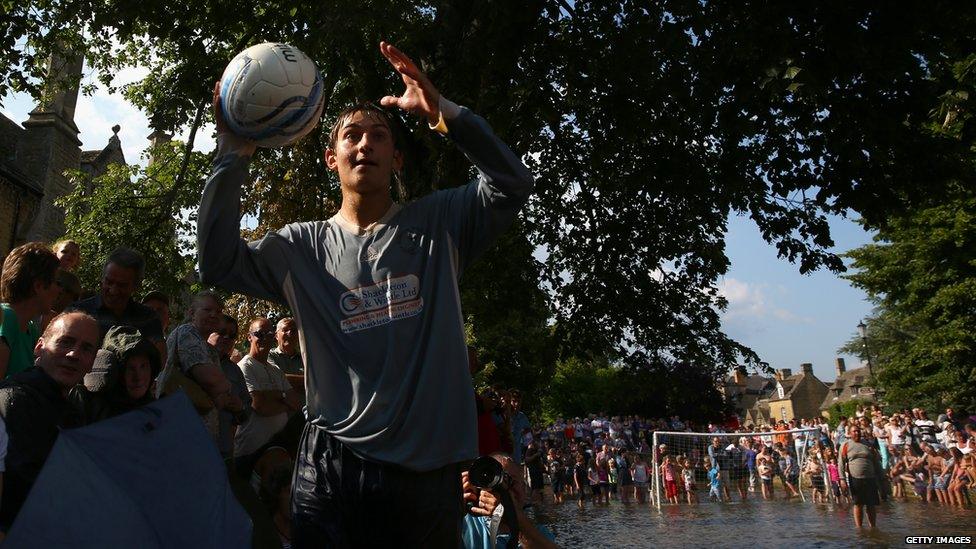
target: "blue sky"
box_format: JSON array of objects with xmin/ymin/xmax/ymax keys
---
[
  {"xmin": 1, "ymin": 69, "xmax": 875, "ymax": 384},
  {"xmin": 719, "ymin": 214, "xmax": 874, "ymax": 381}
]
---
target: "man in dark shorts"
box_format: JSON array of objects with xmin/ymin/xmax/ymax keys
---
[{"xmin": 840, "ymin": 427, "xmax": 882, "ymax": 528}]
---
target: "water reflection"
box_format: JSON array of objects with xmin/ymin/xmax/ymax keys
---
[{"xmin": 532, "ymin": 499, "xmax": 975, "ymax": 548}]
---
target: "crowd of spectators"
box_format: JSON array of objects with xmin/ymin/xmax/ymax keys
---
[
  {"xmin": 1, "ymin": 237, "xmax": 973, "ymax": 544},
  {"xmin": 0, "ymin": 241, "xmax": 312, "ymax": 546},
  {"xmin": 514, "ymin": 407, "xmax": 975, "ymax": 528},
  {"xmin": 0, "ymin": 240, "xmax": 559, "ymax": 548}
]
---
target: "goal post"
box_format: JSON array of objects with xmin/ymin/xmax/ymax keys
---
[{"xmin": 652, "ymin": 427, "xmax": 825, "ymax": 510}]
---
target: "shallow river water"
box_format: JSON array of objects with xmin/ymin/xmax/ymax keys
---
[{"xmin": 534, "ymin": 498, "xmax": 975, "ymax": 548}]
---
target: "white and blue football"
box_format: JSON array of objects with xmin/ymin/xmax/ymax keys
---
[{"xmin": 219, "ymin": 42, "xmax": 325, "ymax": 148}]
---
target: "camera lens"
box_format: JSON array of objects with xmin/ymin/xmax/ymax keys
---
[{"xmin": 469, "ymin": 456, "xmax": 504, "ymax": 489}]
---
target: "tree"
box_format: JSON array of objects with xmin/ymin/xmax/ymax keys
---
[
  {"xmin": 58, "ymin": 142, "xmax": 210, "ymax": 308},
  {"xmin": 539, "ymin": 355, "xmax": 728, "ymax": 424},
  {"xmin": 9, "ymin": 2, "xmax": 975, "ymax": 405},
  {"xmin": 841, "ymin": 193, "xmax": 976, "ymax": 410},
  {"xmin": 839, "ymin": 45, "xmax": 976, "ymax": 412}
]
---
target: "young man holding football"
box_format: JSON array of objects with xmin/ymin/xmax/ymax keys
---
[{"xmin": 201, "ymin": 42, "xmax": 534, "ymax": 546}]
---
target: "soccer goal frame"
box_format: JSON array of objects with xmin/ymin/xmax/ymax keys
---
[{"xmin": 652, "ymin": 427, "xmax": 824, "ymax": 510}]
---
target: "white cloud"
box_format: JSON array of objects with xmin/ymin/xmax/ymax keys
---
[
  {"xmin": 2, "ymin": 60, "xmax": 218, "ymax": 167},
  {"xmin": 717, "ymin": 277, "xmax": 811, "ymax": 324}
]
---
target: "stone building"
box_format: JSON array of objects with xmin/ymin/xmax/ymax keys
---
[
  {"xmin": 0, "ymin": 51, "xmax": 126, "ymax": 259},
  {"xmin": 819, "ymin": 358, "xmax": 877, "ymax": 417},
  {"xmin": 722, "ymin": 366, "xmax": 775, "ymax": 423},
  {"xmin": 746, "ymin": 363, "xmax": 829, "ymax": 425}
]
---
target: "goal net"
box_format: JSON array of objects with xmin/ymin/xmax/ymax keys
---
[{"xmin": 652, "ymin": 428, "xmax": 827, "ymax": 509}]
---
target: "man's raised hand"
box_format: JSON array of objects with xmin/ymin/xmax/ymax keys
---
[
  {"xmin": 379, "ymin": 41, "xmax": 441, "ymax": 125},
  {"xmin": 212, "ymin": 81, "xmax": 257, "ymax": 157}
]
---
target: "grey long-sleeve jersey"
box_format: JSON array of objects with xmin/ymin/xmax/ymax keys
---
[{"xmin": 197, "ymin": 104, "xmax": 534, "ymax": 471}]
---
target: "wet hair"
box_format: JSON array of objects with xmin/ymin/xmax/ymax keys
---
[
  {"xmin": 104, "ymin": 247, "xmax": 145, "ymax": 284},
  {"xmin": 1, "ymin": 242, "xmax": 60, "ymax": 303},
  {"xmin": 327, "ymin": 103, "xmax": 403, "ymax": 151}
]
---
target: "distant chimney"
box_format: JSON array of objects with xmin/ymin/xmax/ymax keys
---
[
  {"xmin": 774, "ymin": 368, "xmax": 792, "ymax": 380},
  {"xmin": 835, "ymin": 357, "xmax": 846, "ymax": 377},
  {"xmin": 733, "ymin": 366, "xmax": 746, "ymax": 385},
  {"xmin": 800, "ymin": 363, "xmax": 813, "ymax": 375}
]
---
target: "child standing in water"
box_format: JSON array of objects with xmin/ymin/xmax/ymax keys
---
[
  {"xmin": 827, "ymin": 457, "xmax": 847, "ymax": 504},
  {"xmin": 708, "ymin": 462, "xmax": 722, "ymax": 502},
  {"xmin": 661, "ymin": 455, "xmax": 679, "ymax": 504},
  {"xmin": 805, "ymin": 455, "xmax": 826, "ymax": 503},
  {"xmin": 574, "ymin": 453, "xmax": 588, "ymax": 509},
  {"xmin": 682, "ymin": 457, "xmax": 698, "ymax": 504}
]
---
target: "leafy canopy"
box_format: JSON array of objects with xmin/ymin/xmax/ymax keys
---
[{"xmin": 9, "ymin": 2, "xmax": 974, "ymax": 412}]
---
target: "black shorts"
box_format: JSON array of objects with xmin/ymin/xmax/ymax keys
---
[
  {"xmin": 812, "ymin": 475, "xmax": 826, "ymax": 490},
  {"xmin": 849, "ymin": 477, "xmax": 881, "ymax": 506},
  {"xmin": 291, "ymin": 423, "xmax": 463, "ymax": 548},
  {"xmin": 529, "ymin": 469, "xmax": 544, "ymax": 490}
]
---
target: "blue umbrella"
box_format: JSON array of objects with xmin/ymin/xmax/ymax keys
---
[{"xmin": 5, "ymin": 392, "xmax": 251, "ymax": 548}]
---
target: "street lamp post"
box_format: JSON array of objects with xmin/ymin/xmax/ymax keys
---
[{"xmin": 857, "ymin": 320, "xmax": 874, "ymax": 379}]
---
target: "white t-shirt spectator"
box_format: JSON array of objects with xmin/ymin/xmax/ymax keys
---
[
  {"xmin": 234, "ymin": 355, "xmax": 291, "ymax": 457},
  {"xmin": 887, "ymin": 424, "xmax": 907, "ymax": 446}
]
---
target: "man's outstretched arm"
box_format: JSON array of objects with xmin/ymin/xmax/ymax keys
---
[{"xmin": 197, "ymin": 84, "xmax": 288, "ymax": 302}]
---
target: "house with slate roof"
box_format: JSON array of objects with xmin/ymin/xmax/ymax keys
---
[
  {"xmin": 722, "ymin": 366, "xmax": 776, "ymax": 424},
  {"xmin": 746, "ymin": 363, "xmax": 829, "ymax": 425},
  {"xmin": 820, "ymin": 358, "xmax": 877, "ymax": 417}
]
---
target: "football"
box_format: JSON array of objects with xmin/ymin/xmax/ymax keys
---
[{"xmin": 219, "ymin": 42, "xmax": 324, "ymax": 148}]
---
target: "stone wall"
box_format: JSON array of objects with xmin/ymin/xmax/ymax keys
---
[
  {"xmin": 20, "ymin": 114, "xmax": 82, "ymax": 243},
  {"xmin": 0, "ymin": 176, "xmax": 40, "ymax": 258}
]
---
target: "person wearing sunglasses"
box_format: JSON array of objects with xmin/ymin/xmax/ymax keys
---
[{"xmin": 233, "ymin": 317, "xmax": 301, "ymax": 477}]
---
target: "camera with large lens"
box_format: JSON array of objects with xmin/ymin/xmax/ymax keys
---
[
  {"xmin": 468, "ymin": 456, "xmax": 506, "ymax": 490},
  {"xmin": 466, "ymin": 456, "xmax": 521, "ymax": 549}
]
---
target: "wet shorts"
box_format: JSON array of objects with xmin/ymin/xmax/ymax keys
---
[{"xmin": 291, "ymin": 423, "xmax": 462, "ymax": 548}]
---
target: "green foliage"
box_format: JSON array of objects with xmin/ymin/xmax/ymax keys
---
[
  {"xmin": 58, "ymin": 142, "xmax": 210, "ymax": 308},
  {"xmin": 838, "ymin": 25, "xmax": 976, "ymax": 414},
  {"xmin": 539, "ymin": 356, "xmax": 729, "ymax": 425},
  {"xmin": 825, "ymin": 400, "xmax": 867, "ymax": 430},
  {"xmin": 842, "ymin": 192, "xmax": 976, "ymax": 411},
  {"xmin": 7, "ymin": 2, "xmax": 974, "ymax": 410}
]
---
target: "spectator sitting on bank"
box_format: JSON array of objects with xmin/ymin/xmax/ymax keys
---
[
  {"xmin": 68, "ymin": 247, "xmax": 163, "ymax": 354},
  {"xmin": 207, "ymin": 314, "xmax": 251, "ymax": 463},
  {"xmin": 233, "ymin": 317, "xmax": 301, "ymax": 476},
  {"xmin": 0, "ymin": 243, "xmax": 61, "ymax": 379},
  {"xmin": 70, "ymin": 325, "xmax": 160, "ymax": 425},
  {"xmin": 157, "ymin": 291, "xmax": 238, "ymax": 440},
  {"xmin": 0, "ymin": 312, "xmax": 98, "ymax": 530},
  {"xmin": 142, "ymin": 290, "xmax": 172, "ymax": 336},
  {"xmin": 462, "ymin": 452, "xmax": 557, "ymax": 549}
]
